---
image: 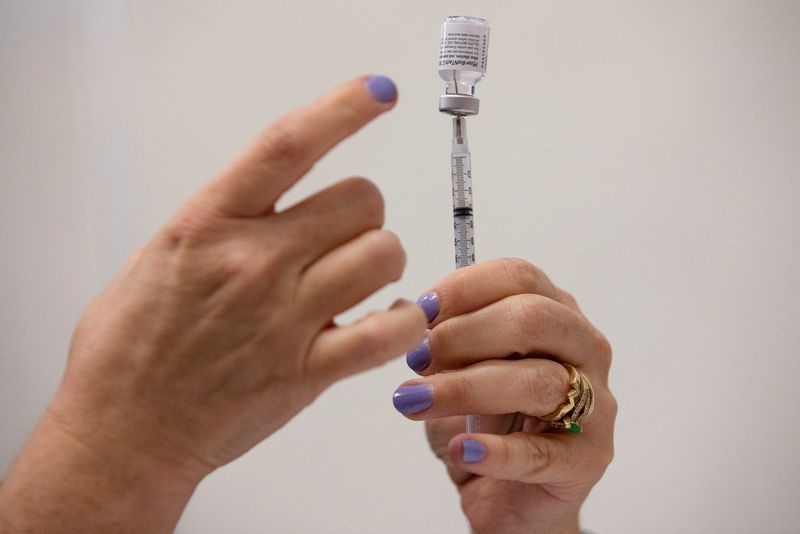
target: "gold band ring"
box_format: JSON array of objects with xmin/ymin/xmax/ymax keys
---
[{"xmin": 540, "ymin": 364, "xmax": 595, "ymax": 433}]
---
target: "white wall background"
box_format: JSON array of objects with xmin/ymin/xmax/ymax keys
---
[{"xmin": 2, "ymin": 1, "xmax": 799, "ymax": 532}]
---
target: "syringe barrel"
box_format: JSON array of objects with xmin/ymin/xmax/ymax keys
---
[
  {"xmin": 437, "ymin": 16, "xmax": 490, "ymax": 97},
  {"xmin": 450, "ymin": 117, "xmax": 475, "ymax": 269}
]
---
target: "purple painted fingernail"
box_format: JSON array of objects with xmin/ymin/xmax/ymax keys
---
[
  {"xmin": 462, "ymin": 439, "xmax": 485, "ymax": 463},
  {"xmin": 365, "ymin": 75, "xmax": 397, "ymax": 103},
  {"xmin": 392, "ymin": 384, "xmax": 433, "ymax": 415},
  {"xmin": 416, "ymin": 292, "xmax": 439, "ymax": 323},
  {"xmin": 406, "ymin": 338, "xmax": 431, "ymax": 372}
]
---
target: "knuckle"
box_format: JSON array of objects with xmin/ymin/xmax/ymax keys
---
[
  {"xmin": 601, "ymin": 440, "xmax": 615, "ymax": 470},
  {"xmin": 520, "ymin": 438, "xmax": 551, "ymax": 479},
  {"xmin": 510, "ymin": 294, "xmax": 551, "ymax": 343},
  {"xmin": 557, "ymin": 288, "xmax": 579, "ymax": 308},
  {"xmin": 356, "ymin": 318, "xmax": 390, "ymax": 357},
  {"xmin": 500, "ymin": 257, "xmax": 547, "ymax": 293},
  {"xmin": 221, "ymin": 240, "xmax": 270, "ymax": 280},
  {"xmin": 605, "ymin": 391, "xmax": 619, "ymax": 421},
  {"xmin": 428, "ymin": 268, "xmax": 466, "ymax": 314},
  {"xmin": 344, "ymin": 176, "xmax": 385, "ymax": 225},
  {"xmin": 495, "ymin": 438, "xmax": 516, "ymax": 472},
  {"xmin": 588, "ymin": 443, "xmax": 615, "ymax": 483},
  {"xmin": 588, "ymin": 392, "xmax": 616, "ymax": 478},
  {"xmin": 260, "ymin": 118, "xmax": 304, "ymax": 164},
  {"xmin": 592, "ymin": 328, "xmax": 613, "ymax": 366},
  {"xmin": 367, "ymin": 230, "xmax": 406, "ymax": 277},
  {"xmin": 160, "ymin": 202, "xmax": 222, "ymax": 249},
  {"xmin": 445, "ymin": 374, "xmax": 475, "ymax": 409},
  {"xmin": 331, "ymin": 88, "xmax": 364, "ymax": 124},
  {"xmin": 430, "ymin": 319, "xmax": 457, "ymax": 359},
  {"xmin": 519, "ymin": 364, "xmax": 568, "ymax": 414}
]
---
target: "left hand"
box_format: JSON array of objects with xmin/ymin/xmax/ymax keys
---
[
  {"xmin": 0, "ymin": 76, "xmax": 428, "ymax": 534},
  {"xmin": 393, "ymin": 258, "xmax": 616, "ymax": 534}
]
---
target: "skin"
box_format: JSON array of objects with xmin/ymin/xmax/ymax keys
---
[
  {"xmin": 0, "ymin": 77, "xmax": 615, "ymax": 534},
  {"xmin": 0, "ymin": 77, "xmax": 428, "ymax": 533},
  {"xmin": 400, "ymin": 259, "xmax": 616, "ymax": 534}
]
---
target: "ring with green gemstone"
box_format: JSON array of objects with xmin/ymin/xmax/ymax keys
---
[{"xmin": 542, "ymin": 364, "xmax": 595, "ymax": 434}]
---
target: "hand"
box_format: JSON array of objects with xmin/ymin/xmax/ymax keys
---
[
  {"xmin": 393, "ymin": 259, "xmax": 615, "ymax": 534},
  {"xmin": 0, "ymin": 76, "xmax": 427, "ymax": 533}
]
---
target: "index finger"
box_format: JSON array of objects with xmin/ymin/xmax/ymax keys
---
[
  {"xmin": 193, "ymin": 75, "xmax": 398, "ymax": 217},
  {"xmin": 418, "ymin": 258, "xmax": 560, "ymax": 326}
]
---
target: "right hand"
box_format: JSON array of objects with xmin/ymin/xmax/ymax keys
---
[{"xmin": 395, "ymin": 259, "xmax": 615, "ymax": 534}]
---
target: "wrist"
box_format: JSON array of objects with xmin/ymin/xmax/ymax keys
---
[
  {"xmin": 0, "ymin": 403, "xmax": 205, "ymax": 533},
  {"xmin": 470, "ymin": 512, "xmax": 581, "ymax": 534}
]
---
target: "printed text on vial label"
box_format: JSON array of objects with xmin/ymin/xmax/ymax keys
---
[{"xmin": 438, "ymin": 33, "xmax": 487, "ymax": 70}]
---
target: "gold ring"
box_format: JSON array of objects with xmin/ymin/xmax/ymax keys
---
[{"xmin": 540, "ymin": 364, "xmax": 595, "ymax": 433}]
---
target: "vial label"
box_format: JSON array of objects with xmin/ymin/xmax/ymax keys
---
[{"xmin": 438, "ymin": 21, "xmax": 489, "ymax": 73}]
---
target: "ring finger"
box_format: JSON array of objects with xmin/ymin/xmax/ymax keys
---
[{"xmin": 393, "ymin": 358, "xmax": 581, "ymax": 422}]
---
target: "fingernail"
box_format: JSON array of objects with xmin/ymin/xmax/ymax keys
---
[
  {"xmin": 462, "ymin": 439, "xmax": 485, "ymax": 463},
  {"xmin": 365, "ymin": 75, "xmax": 397, "ymax": 103},
  {"xmin": 392, "ymin": 384, "xmax": 433, "ymax": 415},
  {"xmin": 416, "ymin": 292, "xmax": 439, "ymax": 323},
  {"xmin": 406, "ymin": 338, "xmax": 431, "ymax": 372}
]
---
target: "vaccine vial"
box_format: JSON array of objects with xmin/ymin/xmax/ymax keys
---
[{"xmin": 437, "ymin": 16, "xmax": 489, "ymax": 116}]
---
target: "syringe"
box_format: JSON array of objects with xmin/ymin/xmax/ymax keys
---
[
  {"xmin": 451, "ymin": 117, "xmax": 475, "ymax": 270},
  {"xmin": 437, "ymin": 16, "xmax": 489, "ymax": 435}
]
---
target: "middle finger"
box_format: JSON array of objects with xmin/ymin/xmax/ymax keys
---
[
  {"xmin": 272, "ymin": 176, "xmax": 385, "ymax": 267},
  {"xmin": 298, "ymin": 228, "xmax": 406, "ymax": 319},
  {"xmin": 408, "ymin": 293, "xmax": 601, "ymax": 375}
]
